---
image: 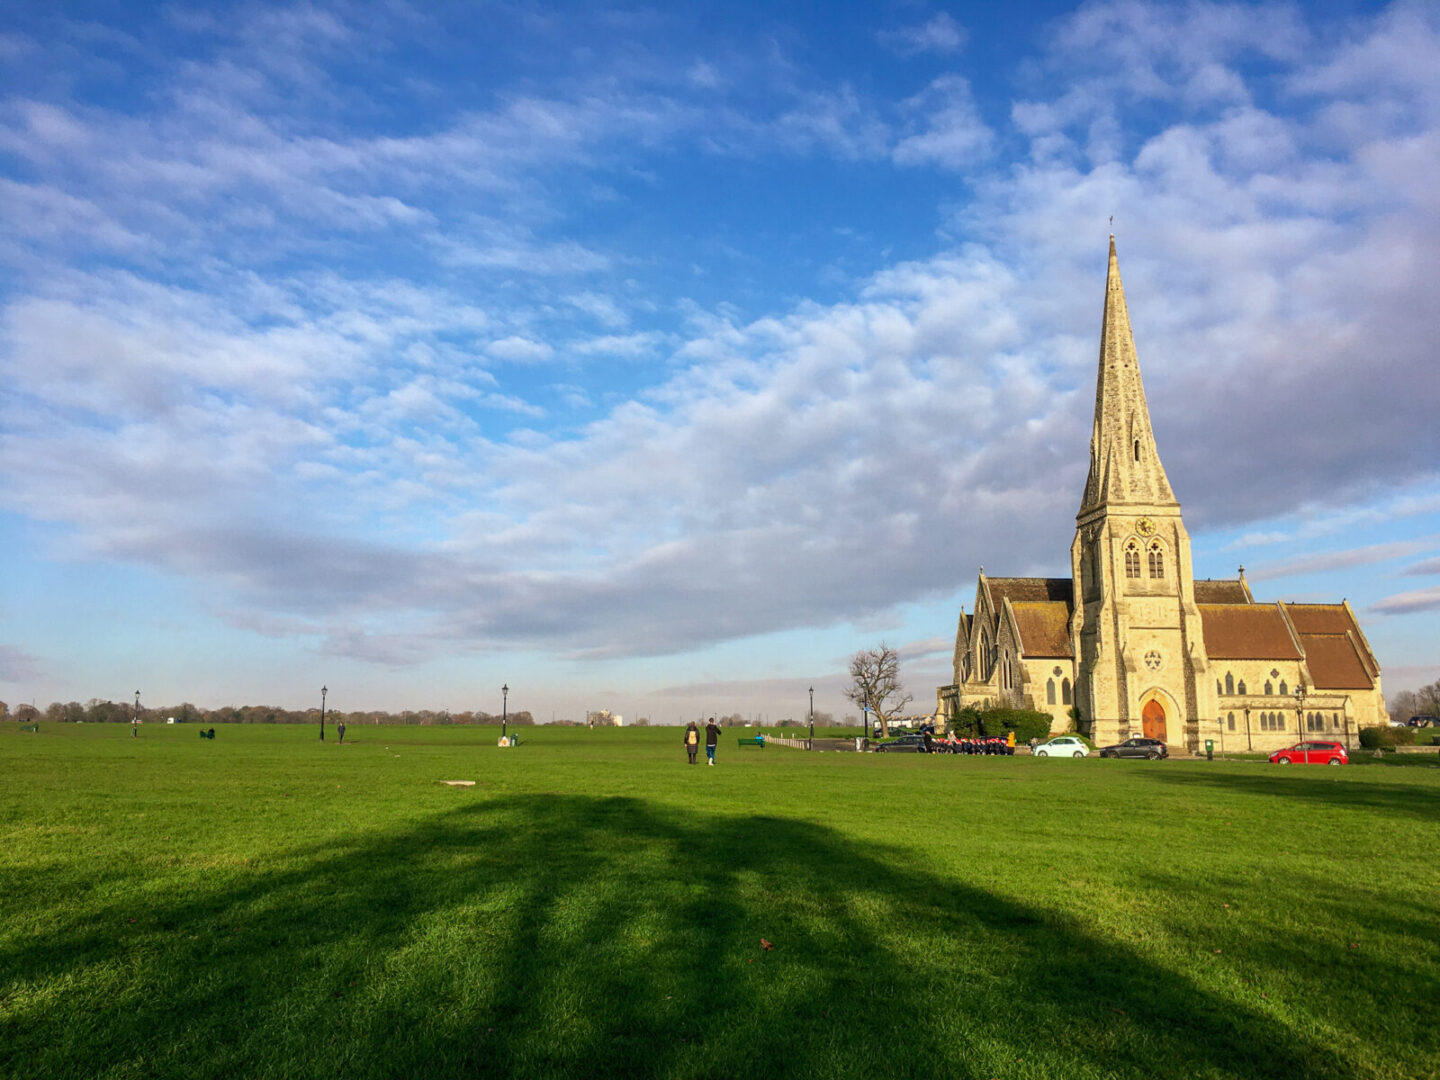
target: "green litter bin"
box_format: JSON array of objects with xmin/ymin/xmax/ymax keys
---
[{"xmin": 1205, "ymin": 739, "xmax": 1214, "ymax": 761}]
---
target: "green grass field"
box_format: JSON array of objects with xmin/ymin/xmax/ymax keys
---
[{"xmin": 3, "ymin": 724, "xmax": 1437, "ymax": 1080}]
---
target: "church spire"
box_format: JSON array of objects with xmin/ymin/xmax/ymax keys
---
[{"xmin": 1078, "ymin": 236, "xmax": 1177, "ymax": 517}]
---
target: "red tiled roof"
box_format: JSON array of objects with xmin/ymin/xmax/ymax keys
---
[
  {"xmin": 1200, "ymin": 604, "xmax": 1302, "ymax": 660},
  {"xmin": 1194, "ymin": 579, "xmax": 1250, "ymax": 604},
  {"xmin": 1010, "ymin": 602, "xmax": 1073, "ymax": 658},
  {"xmin": 1282, "ymin": 603, "xmax": 1355, "ymax": 635},
  {"xmin": 1300, "ymin": 633, "xmax": 1374, "ymax": 689},
  {"xmin": 988, "ymin": 577, "xmax": 1073, "ymax": 604}
]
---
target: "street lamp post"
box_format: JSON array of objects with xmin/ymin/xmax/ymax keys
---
[
  {"xmin": 502, "ymin": 684, "xmax": 509, "ymax": 740},
  {"xmin": 863, "ymin": 703, "xmax": 870, "ymax": 741},
  {"xmin": 320, "ymin": 685, "xmax": 328, "ymax": 741},
  {"xmin": 132, "ymin": 690, "xmax": 140, "ymax": 738},
  {"xmin": 808, "ymin": 686, "xmax": 814, "ymax": 750}
]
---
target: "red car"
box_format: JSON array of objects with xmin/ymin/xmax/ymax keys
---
[{"xmin": 1269, "ymin": 741, "xmax": 1348, "ymax": 766}]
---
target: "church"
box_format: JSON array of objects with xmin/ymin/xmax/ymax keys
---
[{"xmin": 936, "ymin": 238, "xmax": 1389, "ymax": 753}]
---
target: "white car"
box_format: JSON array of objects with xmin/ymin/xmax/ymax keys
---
[{"xmin": 1034, "ymin": 736, "xmax": 1089, "ymax": 758}]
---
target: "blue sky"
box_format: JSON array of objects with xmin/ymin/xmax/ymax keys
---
[{"xmin": 2, "ymin": 0, "xmax": 1437, "ymax": 723}]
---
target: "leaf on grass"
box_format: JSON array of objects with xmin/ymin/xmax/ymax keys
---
[{"xmin": 760, "ymin": 938, "xmax": 774, "ymax": 951}]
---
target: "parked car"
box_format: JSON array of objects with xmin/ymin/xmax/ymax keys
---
[
  {"xmin": 873, "ymin": 734, "xmax": 929, "ymax": 753},
  {"xmin": 1034, "ymin": 736, "xmax": 1089, "ymax": 758},
  {"xmin": 1098, "ymin": 737, "xmax": 1168, "ymax": 760},
  {"xmin": 1269, "ymin": 741, "xmax": 1348, "ymax": 766}
]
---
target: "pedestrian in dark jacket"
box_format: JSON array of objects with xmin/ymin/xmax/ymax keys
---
[
  {"xmin": 705, "ymin": 717, "xmax": 720, "ymax": 765},
  {"xmin": 684, "ymin": 721, "xmax": 700, "ymax": 764}
]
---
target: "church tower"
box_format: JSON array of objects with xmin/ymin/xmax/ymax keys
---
[{"xmin": 1069, "ymin": 237, "xmax": 1214, "ymax": 748}]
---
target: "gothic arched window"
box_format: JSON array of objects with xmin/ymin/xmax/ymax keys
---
[
  {"xmin": 1148, "ymin": 540, "xmax": 1165, "ymax": 578},
  {"xmin": 1264, "ymin": 681, "xmax": 1273, "ymax": 696},
  {"xmin": 1047, "ymin": 679, "xmax": 1056, "ymax": 705},
  {"xmin": 1278, "ymin": 680, "xmax": 1288, "ymax": 695},
  {"xmin": 1238, "ymin": 680, "xmax": 1247, "ymax": 695},
  {"xmin": 1061, "ymin": 678, "xmax": 1072, "ymax": 705},
  {"xmin": 1125, "ymin": 541, "xmax": 1141, "ymax": 579},
  {"xmin": 1227, "ymin": 712, "xmax": 1236, "ymax": 731},
  {"xmin": 1225, "ymin": 673, "xmax": 1234, "ymax": 696},
  {"xmin": 1134, "ymin": 438, "xmax": 1141, "ymax": 462}
]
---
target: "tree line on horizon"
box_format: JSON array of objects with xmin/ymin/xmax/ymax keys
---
[
  {"xmin": 0, "ymin": 699, "xmax": 537, "ymax": 727},
  {"xmin": 0, "ymin": 698, "xmax": 853, "ymax": 728}
]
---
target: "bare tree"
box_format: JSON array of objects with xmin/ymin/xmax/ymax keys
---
[
  {"xmin": 844, "ymin": 643, "xmax": 912, "ymax": 738},
  {"xmin": 1392, "ymin": 682, "xmax": 1440, "ymax": 723},
  {"xmin": 1389, "ymin": 689, "xmax": 1420, "ymax": 721}
]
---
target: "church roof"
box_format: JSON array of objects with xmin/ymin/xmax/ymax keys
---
[
  {"xmin": 1010, "ymin": 601, "xmax": 1073, "ymax": 658},
  {"xmin": 987, "ymin": 577, "xmax": 1073, "ymax": 604},
  {"xmin": 1297, "ymin": 633, "xmax": 1375, "ymax": 690},
  {"xmin": 1282, "ymin": 603, "xmax": 1359, "ymax": 635},
  {"xmin": 1281, "ymin": 603, "xmax": 1379, "ymax": 686},
  {"xmin": 1199, "ymin": 604, "xmax": 1302, "ymax": 660},
  {"xmin": 1194, "ymin": 579, "xmax": 1251, "ymax": 604}
]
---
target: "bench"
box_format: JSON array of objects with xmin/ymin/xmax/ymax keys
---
[
  {"xmin": 20, "ymin": 723, "xmax": 39, "ymax": 733},
  {"xmin": 736, "ymin": 736, "xmax": 765, "ymax": 748}
]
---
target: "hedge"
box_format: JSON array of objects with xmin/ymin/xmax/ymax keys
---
[{"xmin": 1358, "ymin": 725, "xmax": 1418, "ymax": 749}]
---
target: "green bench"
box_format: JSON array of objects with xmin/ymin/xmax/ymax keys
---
[
  {"xmin": 20, "ymin": 723, "xmax": 39, "ymax": 733},
  {"xmin": 736, "ymin": 736, "xmax": 765, "ymax": 748}
]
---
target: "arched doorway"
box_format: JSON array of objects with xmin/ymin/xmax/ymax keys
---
[{"xmin": 1141, "ymin": 698, "xmax": 1167, "ymax": 741}]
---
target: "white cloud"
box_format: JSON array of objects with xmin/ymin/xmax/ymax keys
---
[
  {"xmin": 566, "ymin": 291, "xmax": 629, "ymax": 328},
  {"xmin": 487, "ymin": 336, "xmax": 555, "ymax": 363},
  {"xmin": 1372, "ymin": 586, "xmax": 1440, "ymax": 616},
  {"xmin": 878, "ymin": 14, "xmax": 967, "ymax": 57},
  {"xmin": 0, "ymin": 644, "xmax": 45, "ymax": 683},
  {"xmin": 569, "ymin": 332, "xmax": 666, "ymax": 358},
  {"xmin": 893, "ymin": 76, "xmax": 993, "ymax": 170}
]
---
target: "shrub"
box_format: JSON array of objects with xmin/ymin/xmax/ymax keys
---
[
  {"xmin": 979, "ymin": 708, "xmax": 1052, "ymax": 744},
  {"xmin": 1359, "ymin": 726, "xmax": 1417, "ymax": 749},
  {"xmin": 948, "ymin": 707, "xmax": 984, "ymax": 737}
]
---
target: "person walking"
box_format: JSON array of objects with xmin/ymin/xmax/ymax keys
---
[
  {"xmin": 684, "ymin": 721, "xmax": 700, "ymax": 765},
  {"xmin": 705, "ymin": 717, "xmax": 720, "ymax": 766},
  {"xmin": 337, "ymin": 721, "xmax": 347, "ymax": 744}
]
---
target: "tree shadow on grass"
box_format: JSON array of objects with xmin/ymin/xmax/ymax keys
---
[{"xmin": 0, "ymin": 795, "xmax": 1384, "ymax": 1079}]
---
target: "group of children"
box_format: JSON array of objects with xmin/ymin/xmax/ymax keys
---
[{"xmin": 937, "ymin": 733, "xmax": 1015, "ymax": 755}]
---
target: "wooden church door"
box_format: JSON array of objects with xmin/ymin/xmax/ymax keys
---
[{"xmin": 1141, "ymin": 698, "xmax": 1167, "ymax": 741}]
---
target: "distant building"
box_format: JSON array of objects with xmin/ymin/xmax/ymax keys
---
[{"xmin": 937, "ymin": 238, "xmax": 1388, "ymax": 752}]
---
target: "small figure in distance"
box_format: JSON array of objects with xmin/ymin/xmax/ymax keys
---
[
  {"xmin": 705, "ymin": 717, "xmax": 720, "ymax": 766},
  {"xmin": 337, "ymin": 720, "xmax": 346, "ymax": 745},
  {"xmin": 684, "ymin": 720, "xmax": 699, "ymax": 765}
]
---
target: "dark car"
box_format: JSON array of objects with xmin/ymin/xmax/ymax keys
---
[
  {"xmin": 1098, "ymin": 737, "xmax": 1168, "ymax": 760},
  {"xmin": 873, "ymin": 734, "xmax": 929, "ymax": 753}
]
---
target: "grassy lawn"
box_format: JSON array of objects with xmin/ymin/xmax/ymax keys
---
[{"xmin": 2, "ymin": 724, "xmax": 1437, "ymax": 1080}]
